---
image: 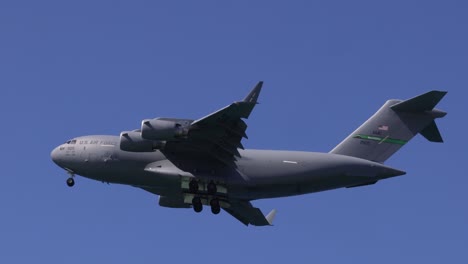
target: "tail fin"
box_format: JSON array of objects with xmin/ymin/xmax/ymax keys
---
[{"xmin": 330, "ymin": 91, "xmax": 447, "ymax": 163}]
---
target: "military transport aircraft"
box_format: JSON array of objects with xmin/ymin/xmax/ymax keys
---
[{"xmin": 51, "ymin": 82, "xmax": 447, "ymax": 226}]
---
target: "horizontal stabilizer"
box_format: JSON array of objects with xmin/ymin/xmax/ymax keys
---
[
  {"xmin": 391, "ymin": 90, "xmax": 447, "ymax": 112},
  {"xmin": 420, "ymin": 120, "xmax": 444, "ymax": 142}
]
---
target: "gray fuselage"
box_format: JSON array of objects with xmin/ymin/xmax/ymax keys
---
[{"xmin": 51, "ymin": 135, "xmax": 405, "ymax": 200}]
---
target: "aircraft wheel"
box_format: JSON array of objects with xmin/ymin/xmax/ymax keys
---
[
  {"xmin": 210, "ymin": 198, "xmax": 220, "ymax": 215},
  {"xmin": 192, "ymin": 197, "xmax": 203, "ymax": 213},
  {"xmin": 207, "ymin": 181, "xmax": 217, "ymax": 194},
  {"xmin": 66, "ymin": 177, "xmax": 75, "ymax": 187},
  {"xmin": 189, "ymin": 179, "xmax": 199, "ymax": 193}
]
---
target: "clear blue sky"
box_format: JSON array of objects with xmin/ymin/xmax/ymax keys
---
[{"xmin": 1, "ymin": 1, "xmax": 466, "ymax": 263}]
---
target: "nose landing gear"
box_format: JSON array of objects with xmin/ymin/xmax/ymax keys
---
[
  {"xmin": 65, "ymin": 170, "xmax": 75, "ymax": 187},
  {"xmin": 66, "ymin": 177, "xmax": 75, "ymax": 187}
]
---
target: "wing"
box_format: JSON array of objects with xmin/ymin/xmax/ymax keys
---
[
  {"xmin": 224, "ymin": 200, "xmax": 277, "ymax": 226},
  {"xmin": 164, "ymin": 81, "xmax": 263, "ymax": 166}
]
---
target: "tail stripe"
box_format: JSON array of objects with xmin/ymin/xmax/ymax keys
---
[{"xmin": 354, "ymin": 134, "xmax": 408, "ymax": 145}]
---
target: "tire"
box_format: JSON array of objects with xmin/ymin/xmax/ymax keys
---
[
  {"xmin": 66, "ymin": 178, "xmax": 75, "ymax": 187},
  {"xmin": 192, "ymin": 197, "xmax": 202, "ymax": 213},
  {"xmin": 210, "ymin": 199, "xmax": 220, "ymax": 215}
]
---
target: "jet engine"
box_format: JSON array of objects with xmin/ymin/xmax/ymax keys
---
[
  {"xmin": 119, "ymin": 131, "xmax": 164, "ymax": 152},
  {"xmin": 141, "ymin": 118, "xmax": 191, "ymax": 141},
  {"xmin": 158, "ymin": 196, "xmax": 191, "ymax": 208}
]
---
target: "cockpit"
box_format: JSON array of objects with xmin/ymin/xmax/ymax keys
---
[{"xmin": 65, "ymin": 139, "xmax": 77, "ymax": 145}]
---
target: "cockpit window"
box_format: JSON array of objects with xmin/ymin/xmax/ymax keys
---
[{"xmin": 65, "ymin": 139, "xmax": 77, "ymax": 144}]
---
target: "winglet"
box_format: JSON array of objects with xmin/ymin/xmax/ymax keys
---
[
  {"xmin": 265, "ymin": 209, "xmax": 277, "ymax": 226},
  {"xmin": 243, "ymin": 81, "xmax": 263, "ymax": 104}
]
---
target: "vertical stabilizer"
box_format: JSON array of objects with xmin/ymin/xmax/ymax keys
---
[{"xmin": 330, "ymin": 91, "xmax": 447, "ymax": 163}]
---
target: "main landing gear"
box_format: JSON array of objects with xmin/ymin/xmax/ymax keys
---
[
  {"xmin": 191, "ymin": 197, "xmax": 221, "ymax": 215},
  {"xmin": 189, "ymin": 179, "xmax": 217, "ymax": 194},
  {"xmin": 207, "ymin": 181, "xmax": 217, "ymax": 194},
  {"xmin": 189, "ymin": 179, "xmax": 199, "ymax": 193},
  {"xmin": 192, "ymin": 197, "xmax": 203, "ymax": 213},
  {"xmin": 189, "ymin": 179, "xmax": 222, "ymax": 215},
  {"xmin": 210, "ymin": 198, "xmax": 220, "ymax": 215}
]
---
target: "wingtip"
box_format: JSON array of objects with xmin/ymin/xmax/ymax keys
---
[
  {"xmin": 430, "ymin": 90, "xmax": 448, "ymax": 100},
  {"xmin": 266, "ymin": 208, "xmax": 277, "ymax": 226},
  {"xmin": 243, "ymin": 81, "xmax": 263, "ymax": 103}
]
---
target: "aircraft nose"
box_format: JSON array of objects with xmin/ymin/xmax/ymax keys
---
[{"xmin": 51, "ymin": 146, "xmax": 62, "ymax": 166}]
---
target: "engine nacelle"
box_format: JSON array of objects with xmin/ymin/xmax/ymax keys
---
[
  {"xmin": 158, "ymin": 196, "xmax": 191, "ymax": 208},
  {"xmin": 141, "ymin": 118, "xmax": 191, "ymax": 141},
  {"xmin": 119, "ymin": 131, "xmax": 165, "ymax": 152}
]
